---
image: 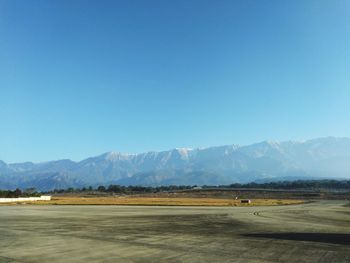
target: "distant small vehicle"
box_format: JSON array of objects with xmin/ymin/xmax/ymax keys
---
[{"xmin": 240, "ymin": 199, "xmax": 251, "ymax": 204}]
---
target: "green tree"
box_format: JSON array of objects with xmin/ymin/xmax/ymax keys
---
[{"xmin": 97, "ymin": 186, "xmax": 106, "ymax": 192}]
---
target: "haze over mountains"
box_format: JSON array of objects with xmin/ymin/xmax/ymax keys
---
[{"xmin": 1, "ymin": 137, "xmax": 350, "ymax": 190}]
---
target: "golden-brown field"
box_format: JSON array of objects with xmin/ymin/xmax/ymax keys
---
[{"xmin": 2, "ymin": 196, "xmax": 305, "ymax": 206}]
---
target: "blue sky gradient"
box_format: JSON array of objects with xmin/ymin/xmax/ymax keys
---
[{"xmin": 1, "ymin": 0, "xmax": 350, "ymax": 162}]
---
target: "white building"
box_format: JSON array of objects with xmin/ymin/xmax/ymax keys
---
[{"xmin": 0, "ymin": 196, "xmax": 51, "ymax": 203}]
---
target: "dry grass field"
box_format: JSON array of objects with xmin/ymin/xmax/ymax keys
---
[{"xmin": 1, "ymin": 196, "xmax": 304, "ymax": 206}]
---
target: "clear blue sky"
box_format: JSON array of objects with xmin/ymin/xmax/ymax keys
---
[{"xmin": 1, "ymin": 0, "xmax": 350, "ymax": 163}]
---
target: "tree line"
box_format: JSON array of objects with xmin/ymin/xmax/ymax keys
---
[
  {"xmin": 0, "ymin": 188, "xmax": 41, "ymax": 198},
  {"xmin": 46, "ymin": 179, "xmax": 350, "ymax": 194},
  {"xmin": 49, "ymin": 184, "xmax": 193, "ymax": 194},
  {"xmin": 227, "ymin": 179, "xmax": 350, "ymax": 190},
  {"xmin": 1, "ymin": 179, "xmax": 349, "ymax": 196}
]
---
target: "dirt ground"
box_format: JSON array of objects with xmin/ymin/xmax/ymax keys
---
[
  {"xmin": 1, "ymin": 196, "xmax": 303, "ymax": 206},
  {"xmin": 50, "ymin": 188, "xmax": 350, "ymax": 201},
  {"xmin": 0, "ymin": 200, "xmax": 349, "ymax": 262},
  {"xmin": 145, "ymin": 188, "xmax": 350, "ymax": 200}
]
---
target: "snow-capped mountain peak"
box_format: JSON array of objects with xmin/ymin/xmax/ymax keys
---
[{"xmin": 1, "ymin": 137, "xmax": 349, "ymax": 190}]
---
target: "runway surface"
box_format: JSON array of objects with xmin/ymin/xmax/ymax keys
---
[{"xmin": 0, "ymin": 201, "xmax": 349, "ymax": 262}]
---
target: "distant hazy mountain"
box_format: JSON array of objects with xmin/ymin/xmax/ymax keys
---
[{"xmin": 1, "ymin": 137, "xmax": 349, "ymax": 190}]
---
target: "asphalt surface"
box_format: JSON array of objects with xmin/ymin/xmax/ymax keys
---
[{"xmin": 0, "ymin": 201, "xmax": 349, "ymax": 262}]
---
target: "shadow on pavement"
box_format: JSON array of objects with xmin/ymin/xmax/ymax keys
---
[{"xmin": 242, "ymin": 233, "xmax": 350, "ymax": 245}]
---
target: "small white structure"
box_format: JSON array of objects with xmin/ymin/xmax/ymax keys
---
[{"xmin": 0, "ymin": 195, "xmax": 51, "ymax": 203}]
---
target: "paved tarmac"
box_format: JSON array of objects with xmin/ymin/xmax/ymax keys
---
[{"xmin": 0, "ymin": 201, "xmax": 349, "ymax": 262}]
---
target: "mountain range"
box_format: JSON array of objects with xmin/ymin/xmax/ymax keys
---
[{"xmin": 1, "ymin": 137, "xmax": 350, "ymax": 190}]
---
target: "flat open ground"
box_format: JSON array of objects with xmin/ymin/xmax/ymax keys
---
[
  {"xmin": 0, "ymin": 196, "xmax": 303, "ymax": 206},
  {"xmin": 0, "ymin": 201, "xmax": 349, "ymax": 262}
]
